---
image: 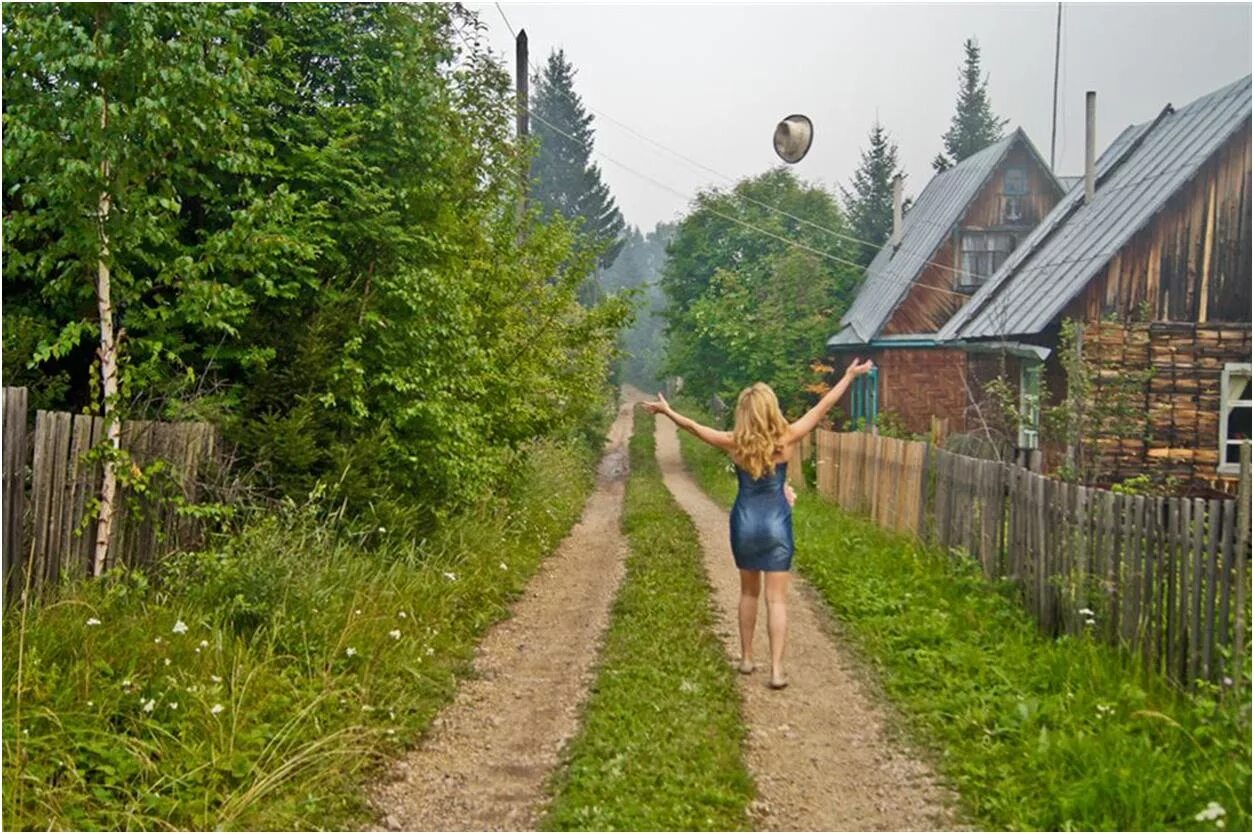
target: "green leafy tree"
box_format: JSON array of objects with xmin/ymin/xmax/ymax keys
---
[
  {"xmin": 530, "ymin": 49, "xmax": 626, "ymax": 277},
  {"xmin": 3, "ymin": 3, "xmax": 629, "ymax": 530},
  {"xmin": 932, "ymin": 38, "xmax": 1009, "ymax": 173},
  {"xmin": 661, "ymin": 169, "xmax": 859, "ymax": 415},
  {"xmin": 840, "ymin": 120, "xmax": 908, "ymax": 267}
]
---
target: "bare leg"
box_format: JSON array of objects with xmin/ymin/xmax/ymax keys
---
[
  {"xmin": 764, "ymin": 570, "xmax": 792, "ymax": 688},
  {"xmin": 738, "ymin": 569, "xmax": 762, "ymax": 672}
]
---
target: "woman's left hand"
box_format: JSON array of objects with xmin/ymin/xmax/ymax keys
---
[{"xmin": 640, "ymin": 393, "xmax": 671, "ymax": 415}]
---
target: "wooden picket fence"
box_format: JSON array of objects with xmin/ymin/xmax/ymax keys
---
[
  {"xmin": 814, "ymin": 428, "xmax": 1252, "ymax": 687},
  {"xmin": 2, "ymin": 387, "xmax": 221, "ymax": 597}
]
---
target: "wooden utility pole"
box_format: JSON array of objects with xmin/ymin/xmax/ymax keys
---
[
  {"xmin": 1050, "ymin": 2, "xmax": 1062, "ymax": 171},
  {"xmin": 515, "ymin": 29, "xmax": 529, "ymax": 234}
]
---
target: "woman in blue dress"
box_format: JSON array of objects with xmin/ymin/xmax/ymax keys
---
[{"xmin": 643, "ymin": 358, "xmax": 874, "ymax": 689}]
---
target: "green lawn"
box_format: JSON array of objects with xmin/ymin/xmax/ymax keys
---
[
  {"xmin": 677, "ymin": 419, "xmax": 1251, "ymax": 832},
  {"xmin": 542, "ymin": 412, "xmax": 754, "ymax": 831}
]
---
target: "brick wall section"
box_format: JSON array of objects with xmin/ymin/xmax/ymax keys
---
[
  {"xmin": 836, "ymin": 348, "xmax": 971, "ymax": 436},
  {"xmin": 1087, "ymin": 321, "xmax": 1251, "ymax": 495}
]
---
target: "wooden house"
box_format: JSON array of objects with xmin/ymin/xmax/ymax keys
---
[
  {"xmin": 826, "ymin": 128, "xmax": 1066, "ymax": 435},
  {"xmin": 939, "ymin": 75, "xmax": 1252, "ymax": 495}
]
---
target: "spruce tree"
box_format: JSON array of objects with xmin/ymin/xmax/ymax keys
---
[
  {"xmin": 531, "ymin": 49, "xmax": 625, "ymax": 270},
  {"xmin": 932, "ymin": 38, "xmax": 1009, "ymax": 172},
  {"xmin": 840, "ymin": 121, "xmax": 907, "ymax": 267}
]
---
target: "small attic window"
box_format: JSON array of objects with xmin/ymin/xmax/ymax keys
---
[{"xmin": 1004, "ymin": 167, "xmax": 1028, "ymax": 196}]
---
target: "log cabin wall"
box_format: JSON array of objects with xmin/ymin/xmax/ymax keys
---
[
  {"xmin": 1076, "ymin": 124, "xmax": 1251, "ymax": 324},
  {"xmin": 1085, "ymin": 321, "xmax": 1251, "ymax": 495},
  {"xmin": 884, "ymin": 143, "xmax": 1064, "ymax": 336}
]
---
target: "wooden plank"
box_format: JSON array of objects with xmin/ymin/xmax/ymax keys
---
[
  {"xmin": 44, "ymin": 412, "xmax": 71, "ymax": 585},
  {"xmin": 3, "ymin": 388, "xmax": 29, "ymax": 598},
  {"xmin": 1202, "ymin": 498, "xmax": 1222, "ymax": 682},
  {"xmin": 1132, "ymin": 495, "xmax": 1149, "ymax": 663},
  {"xmin": 29, "ymin": 412, "xmax": 53, "ymax": 590},
  {"xmin": 1218, "ymin": 499, "xmax": 1237, "ymax": 662},
  {"xmin": 1035, "ymin": 473, "xmax": 1048, "ymax": 628},
  {"xmin": 1189, "ymin": 498, "xmax": 1206, "ymax": 684},
  {"xmin": 1176, "ymin": 499, "xmax": 1193, "ymax": 684},
  {"xmin": 1164, "ymin": 499, "xmax": 1180, "ymax": 680},
  {"xmin": 65, "ymin": 415, "xmax": 94, "ymax": 580},
  {"xmin": 1235, "ymin": 443, "xmax": 1250, "ymax": 685}
]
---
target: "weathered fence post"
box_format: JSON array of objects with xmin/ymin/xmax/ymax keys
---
[
  {"xmin": 3, "ymin": 387, "xmax": 29, "ymax": 596},
  {"xmin": 1235, "ymin": 442, "xmax": 1250, "ymax": 684}
]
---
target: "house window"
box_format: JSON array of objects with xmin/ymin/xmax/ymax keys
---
[
  {"xmin": 1003, "ymin": 167, "xmax": 1029, "ymax": 196},
  {"xmin": 957, "ymin": 232, "xmax": 1014, "ymax": 291},
  {"xmin": 850, "ymin": 367, "xmax": 879, "ymax": 431},
  {"xmin": 1019, "ymin": 362, "xmax": 1041, "ymax": 450},
  {"xmin": 1220, "ymin": 363, "xmax": 1251, "ymax": 474}
]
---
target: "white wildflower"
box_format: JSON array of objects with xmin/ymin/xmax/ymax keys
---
[
  {"xmin": 425, "ymin": 646, "xmax": 435, "ymax": 656},
  {"xmin": 388, "ymin": 629, "xmax": 402, "ymax": 640},
  {"xmin": 500, "ymin": 562, "xmax": 508, "ymax": 571},
  {"xmin": 211, "ymin": 704, "xmax": 224, "ymax": 715},
  {"xmin": 164, "ymin": 658, "xmax": 172, "ymax": 667},
  {"xmin": 1077, "ymin": 607, "xmax": 1095, "ymax": 617},
  {"xmin": 154, "ymin": 637, "xmax": 163, "ymax": 645},
  {"xmin": 168, "ymin": 702, "xmax": 178, "ymax": 710},
  {"xmin": 85, "ymin": 617, "xmax": 102, "ymax": 627},
  {"xmin": 354, "ymin": 609, "xmax": 362, "ymax": 615},
  {"xmin": 1195, "ymin": 802, "xmax": 1226, "ymax": 823},
  {"xmin": 122, "ymin": 678, "xmax": 133, "ymax": 689},
  {"xmin": 362, "ymin": 705, "xmax": 374, "ymax": 712},
  {"xmin": 398, "ymin": 611, "xmax": 408, "ymax": 619},
  {"xmin": 1084, "ymin": 617, "xmax": 1096, "ymax": 627},
  {"xmin": 199, "ymin": 640, "xmax": 209, "ymax": 649},
  {"xmin": 141, "ymin": 698, "xmax": 155, "ymax": 713},
  {"xmin": 172, "ymin": 620, "xmax": 189, "ymax": 635},
  {"xmin": 386, "ymin": 728, "xmax": 396, "ymax": 736},
  {"xmin": 210, "ymin": 675, "xmax": 222, "ymax": 683},
  {"xmin": 87, "ymin": 701, "xmax": 95, "ymax": 707},
  {"xmin": 1223, "ymin": 676, "xmax": 1234, "ymax": 687},
  {"xmin": 346, "ymin": 647, "xmax": 358, "ymax": 657},
  {"xmin": 378, "ymin": 527, "xmax": 386, "ymax": 533},
  {"xmin": 443, "ymin": 571, "xmax": 457, "ymax": 581}
]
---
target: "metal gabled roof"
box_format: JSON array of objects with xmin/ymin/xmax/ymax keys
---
[
  {"xmin": 829, "ymin": 130, "xmax": 1049, "ymax": 349},
  {"xmin": 939, "ymin": 74, "xmax": 1252, "ymax": 341}
]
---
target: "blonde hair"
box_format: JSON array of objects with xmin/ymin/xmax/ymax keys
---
[{"xmin": 732, "ymin": 383, "xmax": 789, "ymax": 480}]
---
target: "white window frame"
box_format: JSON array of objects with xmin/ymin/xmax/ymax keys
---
[
  {"xmin": 1219, "ymin": 362, "xmax": 1251, "ymax": 476},
  {"xmin": 957, "ymin": 231, "xmax": 1014, "ymax": 291}
]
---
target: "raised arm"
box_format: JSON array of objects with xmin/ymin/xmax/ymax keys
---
[
  {"xmin": 784, "ymin": 358, "xmax": 874, "ymax": 443},
  {"xmin": 640, "ymin": 393, "xmax": 735, "ymax": 452}
]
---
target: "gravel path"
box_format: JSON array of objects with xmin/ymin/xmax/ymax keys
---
[
  {"xmin": 369, "ymin": 394, "xmax": 637, "ymax": 831},
  {"xmin": 653, "ymin": 413, "xmax": 962, "ymax": 832}
]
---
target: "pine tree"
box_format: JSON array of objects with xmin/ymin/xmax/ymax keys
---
[
  {"xmin": 932, "ymin": 38, "xmax": 1009, "ymax": 172},
  {"xmin": 840, "ymin": 121, "xmax": 907, "ymax": 267},
  {"xmin": 531, "ymin": 49, "xmax": 625, "ymax": 270}
]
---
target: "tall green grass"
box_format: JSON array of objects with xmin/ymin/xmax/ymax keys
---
[
  {"xmin": 3, "ymin": 439, "xmax": 597, "ymax": 831},
  {"xmin": 677, "ymin": 420, "xmax": 1251, "ymax": 832},
  {"xmin": 542, "ymin": 412, "xmax": 754, "ymax": 831}
]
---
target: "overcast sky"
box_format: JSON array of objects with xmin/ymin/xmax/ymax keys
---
[{"xmin": 465, "ymin": 1, "xmax": 1251, "ymax": 232}]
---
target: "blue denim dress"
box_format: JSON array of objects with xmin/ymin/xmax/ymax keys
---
[{"xmin": 729, "ymin": 462, "xmax": 794, "ymax": 572}]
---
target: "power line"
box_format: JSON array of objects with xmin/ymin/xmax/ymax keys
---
[{"xmin": 489, "ymin": 4, "xmax": 983, "ymax": 297}]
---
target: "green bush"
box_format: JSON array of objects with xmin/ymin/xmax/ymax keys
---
[{"xmin": 3, "ymin": 439, "xmax": 596, "ymax": 831}]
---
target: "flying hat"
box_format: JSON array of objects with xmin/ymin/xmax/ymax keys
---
[{"xmin": 773, "ymin": 114, "xmax": 813, "ymax": 163}]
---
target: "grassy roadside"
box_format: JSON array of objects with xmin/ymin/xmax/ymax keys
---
[
  {"xmin": 3, "ymin": 438, "xmax": 597, "ymax": 832},
  {"xmin": 676, "ymin": 414, "xmax": 1251, "ymax": 831},
  {"xmin": 542, "ymin": 411, "xmax": 754, "ymax": 831}
]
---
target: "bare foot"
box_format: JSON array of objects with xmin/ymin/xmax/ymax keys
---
[{"xmin": 739, "ymin": 658, "xmax": 755, "ymax": 675}]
